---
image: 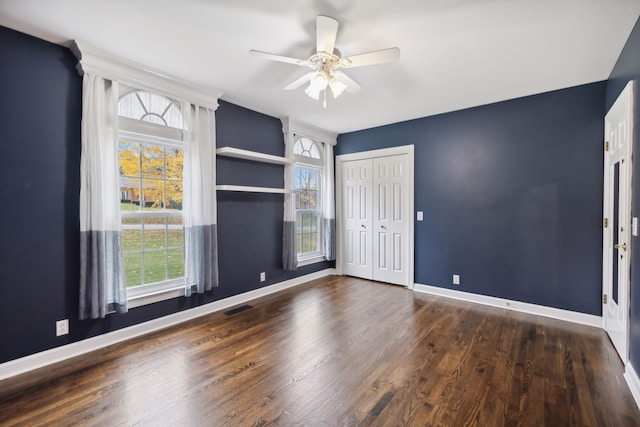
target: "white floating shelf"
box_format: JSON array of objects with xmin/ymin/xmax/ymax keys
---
[
  {"xmin": 216, "ymin": 147, "xmax": 290, "ymax": 165},
  {"xmin": 216, "ymin": 185, "xmax": 292, "ymax": 194}
]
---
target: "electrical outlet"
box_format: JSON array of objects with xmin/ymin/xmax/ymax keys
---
[
  {"xmin": 453, "ymin": 274, "xmax": 460, "ymax": 285},
  {"xmin": 260, "ymin": 272, "xmax": 266, "ymax": 282},
  {"xmin": 56, "ymin": 319, "xmax": 69, "ymax": 336}
]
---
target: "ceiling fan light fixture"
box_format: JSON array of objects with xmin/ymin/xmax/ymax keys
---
[
  {"xmin": 305, "ymin": 71, "xmax": 328, "ymax": 100},
  {"xmin": 328, "ymin": 77, "xmax": 347, "ymax": 98}
]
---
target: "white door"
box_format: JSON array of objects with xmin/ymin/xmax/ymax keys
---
[
  {"xmin": 343, "ymin": 159, "xmax": 373, "ymax": 279},
  {"xmin": 373, "ymin": 155, "xmax": 409, "ymax": 285},
  {"xmin": 603, "ymin": 81, "xmax": 634, "ymax": 362}
]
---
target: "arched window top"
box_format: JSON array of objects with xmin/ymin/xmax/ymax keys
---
[
  {"xmin": 293, "ymin": 136, "xmax": 322, "ymax": 161},
  {"xmin": 119, "ymin": 90, "xmax": 183, "ymax": 129}
]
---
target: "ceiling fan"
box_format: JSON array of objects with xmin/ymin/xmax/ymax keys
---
[{"xmin": 250, "ymin": 16, "xmax": 400, "ymax": 107}]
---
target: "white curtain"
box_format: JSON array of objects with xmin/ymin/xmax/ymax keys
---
[
  {"xmin": 79, "ymin": 74, "xmax": 127, "ymax": 319},
  {"xmin": 323, "ymin": 142, "xmax": 336, "ymax": 261},
  {"xmin": 183, "ymin": 104, "xmax": 219, "ymax": 295},
  {"xmin": 283, "ymin": 132, "xmax": 297, "ymax": 270}
]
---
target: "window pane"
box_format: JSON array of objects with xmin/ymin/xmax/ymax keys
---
[
  {"xmin": 308, "ymin": 190, "xmax": 318, "ymax": 208},
  {"xmin": 167, "ymin": 248, "xmax": 184, "ymax": 279},
  {"xmin": 165, "ymin": 148, "xmax": 183, "ymax": 180},
  {"xmin": 144, "ymin": 250, "xmax": 167, "ymax": 284},
  {"xmin": 140, "ymin": 179, "xmax": 164, "ymax": 209},
  {"xmin": 121, "ymin": 186, "xmax": 141, "ymax": 211},
  {"xmin": 166, "ymin": 180, "xmax": 183, "ymax": 210},
  {"xmin": 144, "ymin": 229, "xmax": 166, "ymax": 250},
  {"xmin": 164, "ymin": 104, "xmax": 184, "ymax": 129},
  {"xmin": 141, "ymin": 144, "xmax": 164, "ymax": 179},
  {"xmin": 125, "ymin": 252, "xmax": 143, "ymax": 287},
  {"xmin": 293, "ymin": 137, "xmax": 321, "ymax": 159},
  {"xmin": 119, "ymin": 90, "xmax": 184, "ymax": 129},
  {"xmin": 138, "ymin": 91, "xmax": 169, "ymax": 117},
  {"xmin": 310, "ymin": 232, "xmax": 318, "ymax": 252},
  {"xmin": 119, "ymin": 141, "xmax": 141, "ymax": 177},
  {"xmin": 310, "ymin": 213, "xmax": 318, "ymax": 232},
  {"xmin": 305, "ymin": 212, "xmax": 312, "ymax": 234},
  {"xmin": 168, "ymin": 224, "xmax": 184, "ymax": 248},
  {"xmin": 119, "ymin": 93, "xmax": 146, "ymax": 122},
  {"xmin": 168, "ymin": 215, "xmax": 183, "ymax": 226},
  {"xmin": 309, "ymin": 143, "xmax": 321, "ymax": 159},
  {"xmin": 294, "ymin": 168, "xmax": 319, "ymax": 211},
  {"xmin": 123, "ymin": 218, "xmax": 142, "ymax": 252}
]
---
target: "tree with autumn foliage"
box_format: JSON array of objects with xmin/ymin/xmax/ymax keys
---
[{"xmin": 119, "ymin": 142, "xmax": 183, "ymax": 209}]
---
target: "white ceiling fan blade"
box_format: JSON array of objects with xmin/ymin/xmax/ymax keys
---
[
  {"xmin": 284, "ymin": 72, "xmax": 314, "ymax": 90},
  {"xmin": 342, "ymin": 47, "xmax": 400, "ymax": 68},
  {"xmin": 316, "ymin": 16, "xmax": 339, "ymax": 54},
  {"xmin": 250, "ymin": 50, "xmax": 308, "ymax": 67},
  {"xmin": 333, "ymin": 71, "xmax": 362, "ymax": 94}
]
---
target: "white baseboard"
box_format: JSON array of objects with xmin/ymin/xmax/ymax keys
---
[
  {"xmin": 625, "ymin": 363, "xmax": 640, "ymax": 410},
  {"xmin": 0, "ymin": 268, "xmax": 336, "ymax": 381},
  {"xmin": 413, "ymin": 283, "xmax": 601, "ymax": 328}
]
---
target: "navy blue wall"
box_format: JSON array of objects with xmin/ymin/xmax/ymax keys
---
[
  {"xmin": 0, "ymin": 27, "xmax": 331, "ymax": 364},
  {"xmin": 607, "ymin": 16, "xmax": 640, "ymax": 372},
  {"xmin": 337, "ymin": 83, "xmax": 606, "ymax": 315},
  {"xmin": 216, "ymin": 100, "xmax": 333, "ymax": 294}
]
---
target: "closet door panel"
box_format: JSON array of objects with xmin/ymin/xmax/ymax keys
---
[
  {"xmin": 373, "ymin": 155, "xmax": 409, "ymax": 285},
  {"xmin": 343, "ymin": 160, "xmax": 373, "ymax": 279}
]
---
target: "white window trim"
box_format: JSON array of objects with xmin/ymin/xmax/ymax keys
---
[
  {"xmin": 120, "ymin": 117, "xmax": 183, "ymax": 143},
  {"xmin": 297, "ymin": 255, "xmax": 327, "ymax": 267},
  {"xmin": 72, "ymin": 41, "xmax": 222, "ymax": 310},
  {"xmin": 71, "ymin": 40, "xmax": 222, "ymax": 110},
  {"xmin": 294, "ymin": 162, "xmax": 323, "ymax": 260},
  {"xmin": 282, "ymin": 118, "xmax": 337, "ymax": 266},
  {"xmin": 118, "ymin": 97, "xmax": 186, "ymax": 304}
]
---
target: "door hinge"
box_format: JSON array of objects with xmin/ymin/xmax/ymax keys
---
[
  {"xmin": 604, "ymin": 218, "xmax": 608, "ymax": 228},
  {"xmin": 605, "ymin": 141, "xmax": 609, "ymax": 151},
  {"xmin": 603, "ymin": 294, "xmax": 608, "ymax": 304}
]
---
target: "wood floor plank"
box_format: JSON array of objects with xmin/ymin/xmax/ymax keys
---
[{"xmin": 1, "ymin": 276, "xmax": 639, "ymax": 426}]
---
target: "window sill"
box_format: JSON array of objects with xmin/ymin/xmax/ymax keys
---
[
  {"xmin": 297, "ymin": 255, "xmax": 326, "ymax": 267},
  {"xmin": 127, "ymin": 285, "xmax": 185, "ymax": 309}
]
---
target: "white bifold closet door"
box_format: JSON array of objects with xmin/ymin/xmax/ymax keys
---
[
  {"xmin": 343, "ymin": 159, "xmax": 373, "ymax": 279},
  {"xmin": 343, "ymin": 154, "xmax": 409, "ymax": 286}
]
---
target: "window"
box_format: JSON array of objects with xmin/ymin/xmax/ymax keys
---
[
  {"xmin": 293, "ymin": 136, "xmax": 323, "ymax": 261},
  {"xmin": 118, "ymin": 89, "xmax": 186, "ymax": 299}
]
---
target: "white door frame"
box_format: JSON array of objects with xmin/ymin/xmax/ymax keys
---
[
  {"xmin": 336, "ymin": 145, "xmax": 415, "ymax": 288},
  {"xmin": 603, "ymin": 81, "xmax": 634, "ymax": 364}
]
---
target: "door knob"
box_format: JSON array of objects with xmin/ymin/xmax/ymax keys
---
[
  {"xmin": 361, "ymin": 224, "xmax": 366, "ymax": 229},
  {"xmin": 615, "ymin": 243, "xmax": 627, "ymax": 251},
  {"xmin": 381, "ymin": 225, "xmax": 387, "ymax": 229}
]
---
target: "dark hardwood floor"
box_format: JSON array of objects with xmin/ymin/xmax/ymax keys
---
[{"xmin": 1, "ymin": 276, "xmax": 639, "ymax": 426}]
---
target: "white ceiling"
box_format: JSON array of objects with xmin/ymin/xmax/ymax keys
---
[{"xmin": 1, "ymin": 0, "xmax": 639, "ymax": 134}]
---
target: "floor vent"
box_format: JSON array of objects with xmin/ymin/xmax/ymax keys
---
[{"xmin": 224, "ymin": 304, "xmax": 253, "ymax": 316}]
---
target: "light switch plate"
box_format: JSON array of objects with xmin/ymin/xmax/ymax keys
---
[
  {"xmin": 417, "ymin": 211, "xmax": 423, "ymax": 221},
  {"xmin": 633, "ymin": 217, "xmax": 638, "ymax": 236}
]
